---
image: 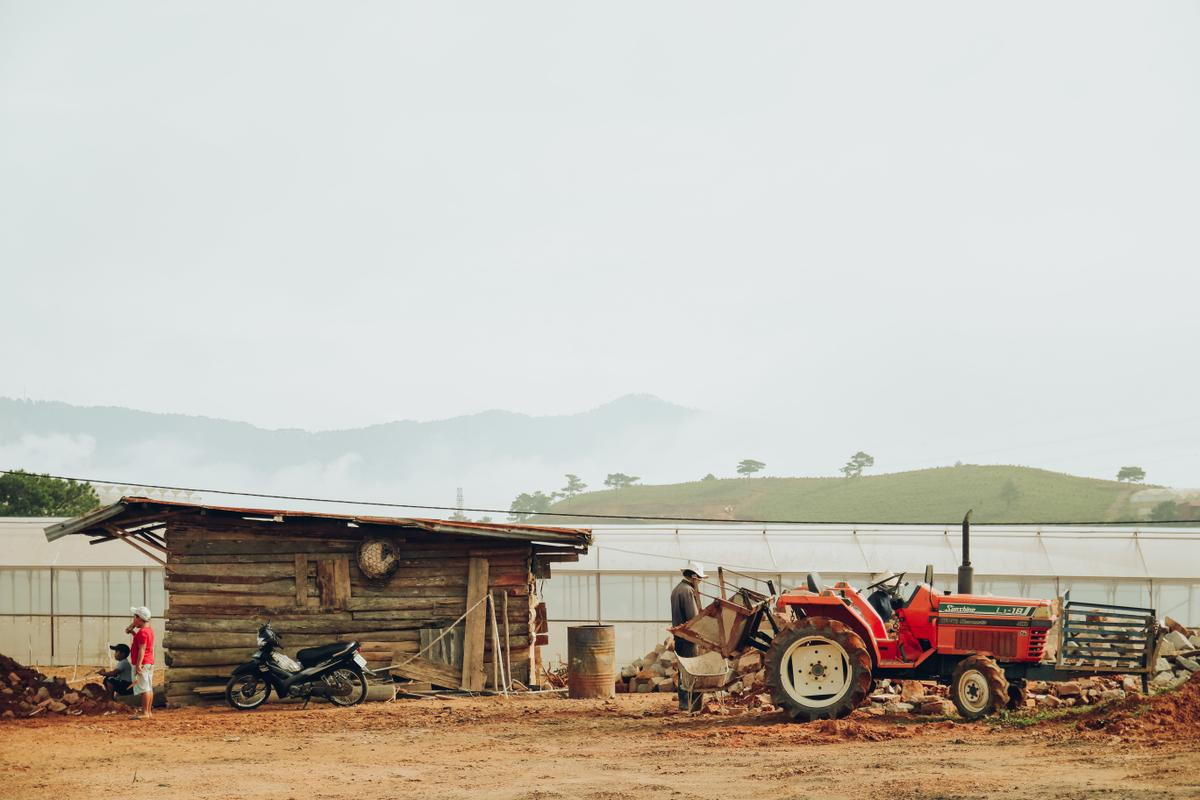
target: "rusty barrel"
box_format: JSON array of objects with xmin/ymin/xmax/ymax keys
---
[{"xmin": 567, "ymin": 624, "xmax": 616, "ymax": 699}]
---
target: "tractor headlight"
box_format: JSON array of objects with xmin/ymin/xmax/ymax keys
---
[{"xmin": 1032, "ymin": 605, "xmax": 1050, "ymax": 619}]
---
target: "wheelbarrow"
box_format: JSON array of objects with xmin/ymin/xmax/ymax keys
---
[{"xmin": 676, "ymin": 651, "xmax": 731, "ymax": 712}]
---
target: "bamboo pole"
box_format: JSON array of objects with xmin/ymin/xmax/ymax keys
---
[
  {"xmin": 487, "ymin": 592, "xmax": 507, "ymax": 695},
  {"xmin": 502, "ymin": 591, "xmax": 511, "ymax": 693},
  {"xmin": 487, "ymin": 593, "xmax": 499, "ymax": 691}
]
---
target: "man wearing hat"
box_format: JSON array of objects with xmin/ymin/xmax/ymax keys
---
[
  {"xmin": 670, "ymin": 561, "xmax": 706, "ymax": 711},
  {"xmin": 126, "ymin": 606, "xmax": 156, "ymax": 719}
]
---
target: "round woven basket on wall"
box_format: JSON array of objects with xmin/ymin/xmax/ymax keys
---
[{"xmin": 357, "ymin": 538, "xmax": 401, "ymax": 580}]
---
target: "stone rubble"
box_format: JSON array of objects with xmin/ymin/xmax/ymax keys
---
[
  {"xmin": 0, "ymin": 653, "xmax": 128, "ymax": 719},
  {"xmin": 613, "ymin": 621, "xmax": 1200, "ymax": 719}
]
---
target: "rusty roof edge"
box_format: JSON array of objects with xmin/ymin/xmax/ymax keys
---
[
  {"xmin": 47, "ymin": 496, "xmax": 591, "ymax": 547},
  {"xmin": 389, "ymin": 517, "xmax": 593, "ymax": 545}
]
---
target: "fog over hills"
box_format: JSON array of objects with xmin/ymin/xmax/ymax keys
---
[
  {"xmin": 1, "ymin": 394, "xmax": 1194, "ymax": 521},
  {"xmin": 0, "ymin": 394, "xmax": 708, "ymax": 513}
]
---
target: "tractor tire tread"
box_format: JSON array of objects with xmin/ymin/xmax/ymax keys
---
[
  {"xmin": 765, "ymin": 616, "xmax": 873, "ymax": 723},
  {"xmin": 950, "ymin": 653, "xmax": 1009, "ymax": 720}
]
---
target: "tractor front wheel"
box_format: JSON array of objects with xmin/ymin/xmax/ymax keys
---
[
  {"xmin": 950, "ymin": 654, "xmax": 1009, "ymax": 720},
  {"xmin": 765, "ymin": 617, "xmax": 873, "ymax": 722}
]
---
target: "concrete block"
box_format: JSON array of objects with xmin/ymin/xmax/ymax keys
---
[
  {"xmin": 1164, "ymin": 631, "xmax": 1192, "ymax": 651},
  {"xmin": 1176, "ymin": 656, "xmax": 1200, "ymax": 672},
  {"xmin": 918, "ymin": 698, "xmax": 956, "ymax": 716},
  {"xmin": 1051, "ymin": 681, "xmax": 1081, "ymax": 698}
]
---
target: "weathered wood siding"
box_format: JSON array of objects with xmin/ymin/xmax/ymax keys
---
[{"xmin": 162, "ymin": 517, "xmax": 534, "ymax": 705}]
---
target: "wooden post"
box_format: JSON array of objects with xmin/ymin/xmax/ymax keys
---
[
  {"xmin": 460, "ymin": 557, "xmax": 489, "ymax": 691},
  {"xmin": 718, "ymin": 567, "xmax": 727, "ymax": 600}
]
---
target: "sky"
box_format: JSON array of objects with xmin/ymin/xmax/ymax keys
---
[{"xmin": 2, "ymin": 2, "xmax": 1199, "ymax": 488}]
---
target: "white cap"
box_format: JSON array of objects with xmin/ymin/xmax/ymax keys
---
[
  {"xmin": 684, "ymin": 561, "xmax": 708, "ymax": 579},
  {"xmin": 131, "ymin": 606, "xmax": 152, "ymax": 622}
]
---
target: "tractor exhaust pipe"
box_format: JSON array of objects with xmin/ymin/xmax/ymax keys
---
[{"xmin": 957, "ymin": 510, "xmax": 973, "ymax": 594}]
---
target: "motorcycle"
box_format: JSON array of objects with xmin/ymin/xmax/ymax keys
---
[{"xmin": 225, "ymin": 622, "xmax": 369, "ymax": 710}]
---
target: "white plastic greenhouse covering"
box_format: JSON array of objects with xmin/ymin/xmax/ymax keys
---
[
  {"xmin": 0, "ymin": 518, "xmax": 165, "ymax": 666},
  {"xmin": 539, "ymin": 524, "xmax": 1200, "ymax": 667},
  {"xmin": 5, "ymin": 517, "xmax": 1199, "ymax": 670}
]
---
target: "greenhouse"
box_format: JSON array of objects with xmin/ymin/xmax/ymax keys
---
[
  {"xmin": 539, "ymin": 523, "xmax": 1200, "ymax": 666},
  {"xmin": 4, "ymin": 517, "xmax": 1199, "ymax": 670},
  {"xmin": 0, "ymin": 517, "xmax": 165, "ymax": 666}
]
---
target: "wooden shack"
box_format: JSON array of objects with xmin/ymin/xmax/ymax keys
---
[{"xmin": 44, "ymin": 497, "xmax": 591, "ymax": 705}]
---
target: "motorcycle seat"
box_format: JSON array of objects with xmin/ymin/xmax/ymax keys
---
[{"xmin": 295, "ymin": 642, "xmax": 354, "ymax": 667}]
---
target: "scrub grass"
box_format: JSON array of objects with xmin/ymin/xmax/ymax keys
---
[{"xmin": 547, "ymin": 464, "xmax": 1146, "ymax": 524}]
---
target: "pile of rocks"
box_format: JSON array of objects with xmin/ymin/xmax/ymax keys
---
[
  {"xmin": 1150, "ymin": 619, "xmax": 1200, "ymax": 689},
  {"xmin": 1024, "ymin": 675, "xmax": 1133, "ymax": 709},
  {"xmin": 860, "ymin": 679, "xmax": 955, "ymax": 716},
  {"xmin": 615, "ymin": 639, "xmax": 681, "ymax": 694},
  {"xmin": 613, "ymin": 618, "xmax": 1200, "ymax": 714},
  {"xmin": 0, "ymin": 653, "xmax": 127, "ymax": 719}
]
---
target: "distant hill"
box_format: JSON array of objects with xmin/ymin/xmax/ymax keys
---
[
  {"xmin": 0, "ymin": 394, "xmax": 696, "ymax": 511},
  {"xmin": 544, "ymin": 465, "xmax": 1154, "ymax": 524}
]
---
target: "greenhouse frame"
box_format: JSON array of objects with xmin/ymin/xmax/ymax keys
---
[
  {"xmin": 3, "ymin": 517, "xmax": 1199, "ymax": 669},
  {"xmin": 539, "ymin": 523, "xmax": 1200, "ymax": 666}
]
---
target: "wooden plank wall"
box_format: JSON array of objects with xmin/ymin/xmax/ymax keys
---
[{"xmin": 162, "ymin": 517, "xmax": 535, "ymax": 706}]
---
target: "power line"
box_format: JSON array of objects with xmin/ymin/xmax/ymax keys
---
[{"xmin": 1, "ymin": 468, "xmax": 1196, "ymax": 527}]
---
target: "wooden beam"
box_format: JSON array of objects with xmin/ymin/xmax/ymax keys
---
[
  {"xmin": 132, "ymin": 532, "xmax": 168, "ymax": 554},
  {"xmin": 102, "ymin": 524, "xmax": 166, "ymax": 565},
  {"xmin": 294, "ymin": 555, "xmax": 308, "ymax": 607},
  {"xmin": 316, "ymin": 557, "xmax": 351, "ymax": 610},
  {"xmin": 387, "ymin": 655, "xmax": 463, "ymax": 689},
  {"xmin": 460, "ymin": 556, "xmax": 489, "ymax": 691}
]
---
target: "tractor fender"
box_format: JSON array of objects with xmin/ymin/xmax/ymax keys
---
[{"xmin": 775, "ymin": 595, "xmax": 882, "ymax": 666}]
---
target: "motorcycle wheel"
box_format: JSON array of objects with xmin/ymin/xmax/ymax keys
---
[
  {"xmin": 325, "ymin": 666, "xmax": 368, "ymax": 706},
  {"xmin": 225, "ymin": 673, "xmax": 271, "ymax": 710}
]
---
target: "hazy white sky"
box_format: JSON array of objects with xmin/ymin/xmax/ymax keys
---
[{"xmin": 3, "ymin": 2, "xmax": 1199, "ymax": 485}]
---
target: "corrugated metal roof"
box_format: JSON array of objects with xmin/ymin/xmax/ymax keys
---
[{"xmin": 44, "ymin": 497, "xmax": 592, "ymax": 546}]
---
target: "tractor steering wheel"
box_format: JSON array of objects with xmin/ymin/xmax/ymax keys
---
[{"xmin": 864, "ymin": 572, "xmax": 906, "ymax": 593}]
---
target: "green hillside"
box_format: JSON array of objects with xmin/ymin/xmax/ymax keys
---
[{"xmin": 544, "ymin": 465, "xmax": 1149, "ymax": 524}]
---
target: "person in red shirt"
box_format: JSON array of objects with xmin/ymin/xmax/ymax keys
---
[{"xmin": 126, "ymin": 606, "xmax": 156, "ymax": 720}]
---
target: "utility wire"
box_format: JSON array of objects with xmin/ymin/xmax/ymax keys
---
[{"xmin": 2, "ymin": 468, "xmax": 1196, "ymax": 527}]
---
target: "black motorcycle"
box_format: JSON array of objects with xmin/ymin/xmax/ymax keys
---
[{"xmin": 225, "ymin": 623, "xmax": 369, "ymax": 710}]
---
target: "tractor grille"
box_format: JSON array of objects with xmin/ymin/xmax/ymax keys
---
[
  {"xmin": 954, "ymin": 629, "xmax": 1017, "ymax": 658},
  {"xmin": 1028, "ymin": 629, "xmax": 1047, "ymax": 660}
]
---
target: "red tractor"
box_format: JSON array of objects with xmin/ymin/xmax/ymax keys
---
[{"xmin": 673, "ymin": 514, "xmax": 1159, "ymax": 721}]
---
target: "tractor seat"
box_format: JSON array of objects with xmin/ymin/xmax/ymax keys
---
[{"xmin": 295, "ymin": 642, "xmax": 353, "ymax": 667}]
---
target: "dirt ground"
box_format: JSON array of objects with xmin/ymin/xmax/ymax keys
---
[{"xmin": 2, "ymin": 692, "xmax": 1198, "ymax": 800}]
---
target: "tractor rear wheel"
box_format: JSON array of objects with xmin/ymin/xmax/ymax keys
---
[
  {"xmin": 950, "ymin": 654, "xmax": 1009, "ymax": 720},
  {"xmin": 765, "ymin": 617, "xmax": 873, "ymax": 722}
]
